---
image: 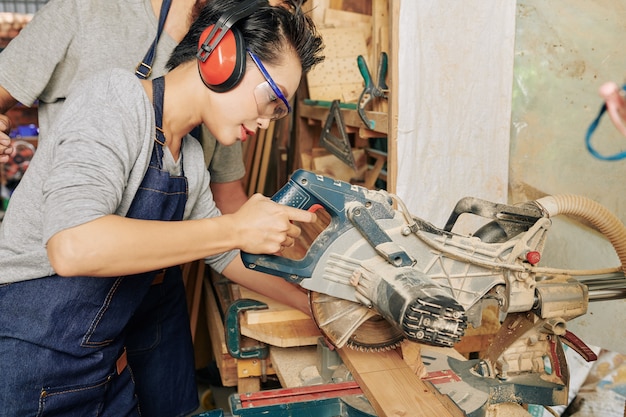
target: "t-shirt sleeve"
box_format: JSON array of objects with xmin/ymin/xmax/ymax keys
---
[
  {"xmin": 0, "ymin": 0, "xmax": 78, "ymax": 106},
  {"xmin": 41, "ymin": 72, "xmax": 150, "ymax": 243}
]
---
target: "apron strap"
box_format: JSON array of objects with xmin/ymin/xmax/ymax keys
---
[
  {"xmin": 151, "ymin": 76, "xmax": 185, "ymax": 174},
  {"xmin": 136, "ymin": 0, "xmax": 172, "ymax": 79},
  {"xmin": 152, "ymin": 77, "xmax": 166, "ymax": 145}
]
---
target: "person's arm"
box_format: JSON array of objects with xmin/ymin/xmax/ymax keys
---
[
  {"xmin": 0, "ymin": 84, "xmax": 17, "ymax": 114},
  {"xmin": 599, "ymin": 81, "xmax": 626, "ymax": 138},
  {"xmin": 0, "ymin": 85, "xmax": 18, "ymax": 163},
  {"xmin": 222, "ymin": 256, "xmax": 312, "ymax": 316},
  {"xmin": 46, "ymin": 193, "xmax": 316, "ymax": 278},
  {"xmin": 211, "ymin": 179, "xmax": 249, "ymax": 214}
]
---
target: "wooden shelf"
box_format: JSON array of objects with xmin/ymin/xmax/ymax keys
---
[{"xmin": 298, "ymin": 101, "xmax": 388, "ymax": 136}]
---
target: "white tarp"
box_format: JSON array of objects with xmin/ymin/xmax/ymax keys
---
[{"xmin": 396, "ymin": 1, "xmax": 516, "ymax": 230}]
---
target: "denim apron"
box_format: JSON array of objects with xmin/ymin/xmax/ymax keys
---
[{"xmin": 0, "ymin": 77, "xmax": 196, "ymax": 417}]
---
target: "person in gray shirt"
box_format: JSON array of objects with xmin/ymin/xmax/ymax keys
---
[
  {"xmin": 0, "ymin": 0, "xmax": 324, "ymax": 415},
  {"xmin": 0, "ymin": 0, "xmax": 248, "ymax": 214}
]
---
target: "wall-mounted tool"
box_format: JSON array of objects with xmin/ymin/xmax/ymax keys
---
[
  {"xmin": 357, "ymin": 52, "xmax": 388, "ymax": 130},
  {"xmin": 320, "ymin": 99, "xmax": 357, "ymax": 170}
]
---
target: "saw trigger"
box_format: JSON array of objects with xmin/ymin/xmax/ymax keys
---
[{"xmin": 308, "ymin": 203, "xmax": 324, "ymax": 213}]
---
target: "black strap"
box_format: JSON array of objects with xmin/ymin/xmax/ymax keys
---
[
  {"xmin": 197, "ymin": 0, "xmax": 261, "ymax": 62},
  {"xmin": 136, "ymin": 0, "xmax": 172, "ymax": 79}
]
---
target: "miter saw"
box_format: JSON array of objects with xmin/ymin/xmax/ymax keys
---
[{"xmin": 241, "ymin": 169, "xmax": 626, "ymax": 413}]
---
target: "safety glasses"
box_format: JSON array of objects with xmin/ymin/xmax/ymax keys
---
[{"xmin": 248, "ymin": 50, "xmax": 292, "ymax": 120}]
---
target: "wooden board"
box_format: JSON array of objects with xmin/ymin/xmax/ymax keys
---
[
  {"xmin": 270, "ymin": 345, "xmax": 320, "ymax": 388},
  {"xmin": 237, "ymin": 286, "xmax": 322, "ymax": 348},
  {"xmin": 311, "ymin": 147, "xmax": 367, "ymax": 183},
  {"xmin": 338, "ymin": 347, "xmax": 465, "ymax": 417},
  {"xmin": 203, "ymin": 277, "xmax": 238, "ymax": 387}
]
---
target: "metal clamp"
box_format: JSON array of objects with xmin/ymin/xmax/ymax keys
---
[
  {"xmin": 225, "ymin": 299, "xmax": 269, "ymax": 360},
  {"xmin": 357, "ymin": 52, "xmax": 389, "ymax": 130}
]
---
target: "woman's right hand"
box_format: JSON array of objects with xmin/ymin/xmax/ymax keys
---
[{"xmin": 230, "ymin": 193, "xmax": 317, "ymax": 255}]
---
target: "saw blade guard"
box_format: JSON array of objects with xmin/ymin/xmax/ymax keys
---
[{"xmin": 241, "ymin": 169, "xmax": 396, "ymax": 283}]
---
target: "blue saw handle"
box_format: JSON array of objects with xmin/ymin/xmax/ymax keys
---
[{"xmin": 241, "ymin": 169, "xmax": 395, "ymax": 283}]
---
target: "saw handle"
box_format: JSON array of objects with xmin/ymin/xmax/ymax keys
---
[{"xmin": 241, "ymin": 169, "xmax": 393, "ymax": 282}]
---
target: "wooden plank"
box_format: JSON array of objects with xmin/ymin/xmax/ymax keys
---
[
  {"xmin": 328, "ymin": 0, "xmax": 372, "ymax": 15},
  {"xmin": 387, "ymin": 0, "xmax": 399, "ymax": 194},
  {"xmin": 256, "ymin": 120, "xmax": 275, "ymax": 194},
  {"xmin": 247, "ymin": 127, "xmax": 266, "ymax": 196},
  {"xmin": 270, "ymin": 345, "xmax": 319, "ymax": 388},
  {"xmin": 203, "ymin": 277, "xmax": 238, "ymax": 387},
  {"xmin": 324, "ymin": 8, "xmax": 372, "ymax": 37},
  {"xmin": 241, "ymin": 129, "xmax": 258, "ymax": 194},
  {"xmin": 236, "ymin": 287, "xmax": 322, "ymax": 348},
  {"xmin": 237, "ymin": 377, "xmax": 261, "ymax": 395},
  {"xmin": 299, "ymin": 101, "xmax": 388, "ymax": 134},
  {"xmin": 240, "ymin": 318, "xmax": 321, "ymax": 348},
  {"xmin": 363, "ymin": 147, "xmax": 387, "ymax": 188},
  {"xmin": 338, "ymin": 347, "xmax": 464, "ymax": 417},
  {"xmin": 239, "ymin": 286, "xmax": 310, "ymax": 324},
  {"xmin": 311, "ymin": 148, "xmax": 367, "ymax": 183},
  {"xmin": 236, "ymin": 355, "xmax": 275, "ymax": 379},
  {"xmin": 182, "ymin": 260, "xmax": 205, "ymax": 344}
]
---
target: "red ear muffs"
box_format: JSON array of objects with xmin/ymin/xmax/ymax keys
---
[{"xmin": 197, "ymin": 24, "xmax": 246, "ymax": 92}]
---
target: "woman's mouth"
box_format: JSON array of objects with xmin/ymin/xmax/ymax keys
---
[{"xmin": 241, "ymin": 125, "xmax": 255, "ymax": 141}]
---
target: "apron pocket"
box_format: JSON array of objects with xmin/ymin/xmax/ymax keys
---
[
  {"xmin": 36, "ymin": 373, "xmax": 112, "ymax": 417},
  {"xmin": 81, "ymin": 275, "xmax": 154, "ymax": 348}
]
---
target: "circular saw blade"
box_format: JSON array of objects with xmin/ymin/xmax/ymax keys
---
[{"xmin": 309, "ymin": 291, "xmax": 405, "ymax": 352}]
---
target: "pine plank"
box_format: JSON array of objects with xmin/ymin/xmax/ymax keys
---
[
  {"xmin": 337, "ymin": 347, "xmax": 464, "ymax": 417},
  {"xmin": 203, "ymin": 277, "xmax": 238, "ymax": 387},
  {"xmin": 236, "ymin": 287, "xmax": 322, "ymax": 348}
]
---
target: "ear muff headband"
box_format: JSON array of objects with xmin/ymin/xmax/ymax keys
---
[{"xmin": 196, "ymin": 0, "xmax": 262, "ymax": 92}]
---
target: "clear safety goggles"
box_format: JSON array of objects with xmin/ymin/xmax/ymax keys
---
[{"xmin": 248, "ymin": 50, "xmax": 292, "ymax": 120}]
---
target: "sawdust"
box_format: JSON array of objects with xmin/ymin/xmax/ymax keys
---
[
  {"xmin": 464, "ymin": 303, "xmax": 501, "ymax": 335},
  {"xmin": 485, "ymin": 402, "xmax": 531, "ymax": 417}
]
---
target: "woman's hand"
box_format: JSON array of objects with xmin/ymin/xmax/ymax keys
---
[{"xmin": 229, "ymin": 193, "xmax": 317, "ymax": 254}]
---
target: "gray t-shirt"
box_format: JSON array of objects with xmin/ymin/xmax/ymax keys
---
[
  {"xmin": 0, "ymin": 0, "xmax": 244, "ymax": 183},
  {"xmin": 0, "ymin": 69, "xmax": 237, "ymax": 284}
]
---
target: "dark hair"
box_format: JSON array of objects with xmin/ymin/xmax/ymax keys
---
[{"xmin": 166, "ymin": 0, "xmax": 324, "ymax": 74}]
